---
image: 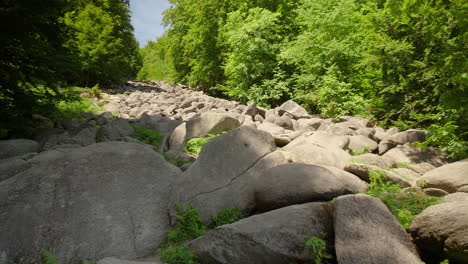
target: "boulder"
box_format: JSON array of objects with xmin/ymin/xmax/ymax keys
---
[
  {"xmin": 254, "ymin": 163, "xmax": 347, "ymax": 211},
  {"xmin": 347, "ymin": 135, "xmax": 378, "ymax": 153},
  {"xmin": 343, "ymin": 163, "xmax": 412, "ymax": 187},
  {"xmin": 286, "ymin": 131, "xmax": 349, "ymax": 150},
  {"xmin": 457, "ymin": 185, "xmax": 468, "ymax": 193},
  {"xmin": 257, "ymin": 122, "xmax": 285, "ymax": 136},
  {"xmin": 339, "ymin": 116, "xmax": 371, "ymax": 127},
  {"xmin": 443, "ymin": 192, "xmax": 468, "ymax": 202},
  {"xmin": 0, "ymin": 156, "xmax": 31, "ymax": 180},
  {"xmin": 97, "ymin": 119, "xmax": 134, "ymax": 142},
  {"xmin": 97, "ymin": 257, "xmax": 161, "ymax": 264},
  {"xmin": 334, "ymin": 194, "xmax": 422, "ymax": 264},
  {"xmin": 283, "ymin": 140, "xmax": 351, "ymax": 169},
  {"xmin": 423, "ymin": 188, "xmax": 449, "ymax": 197},
  {"xmin": 419, "ymin": 159, "xmax": 468, "ymax": 193},
  {"xmin": 169, "ymin": 113, "xmax": 240, "ymax": 151},
  {"xmin": 409, "ymin": 201, "xmax": 468, "ymax": 264},
  {"xmin": 0, "ymin": 139, "xmax": 40, "ymax": 160},
  {"xmin": 0, "ymin": 142, "xmax": 181, "ymax": 264},
  {"xmin": 169, "ymin": 126, "xmax": 276, "ymax": 223},
  {"xmin": 138, "ymin": 113, "xmax": 182, "ymax": 135},
  {"xmin": 241, "ymin": 102, "xmax": 258, "ymax": 117},
  {"xmin": 379, "ymin": 130, "xmax": 426, "ymax": 155},
  {"xmin": 383, "ymin": 144, "xmax": 447, "ymax": 167},
  {"xmin": 278, "ymin": 100, "xmax": 309, "ymax": 119},
  {"xmin": 296, "ymin": 118, "xmax": 321, "ymax": 131},
  {"xmin": 322, "ymin": 166, "xmax": 368, "ymax": 193},
  {"xmin": 189, "ymin": 203, "xmax": 334, "ymax": 264},
  {"xmin": 349, "ymin": 153, "xmax": 395, "ymax": 169},
  {"xmin": 274, "ymin": 114, "xmax": 293, "ymax": 130},
  {"xmin": 103, "ymin": 102, "xmax": 121, "ymax": 113}
]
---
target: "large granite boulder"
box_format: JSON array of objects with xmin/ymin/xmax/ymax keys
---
[
  {"xmin": 0, "ymin": 142, "xmax": 181, "ymax": 264},
  {"xmin": 254, "ymin": 163, "xmax": 347, "ymax": 211},
  {"xmin": 409, "ymin": 201, "xmax": 468, "ymax": 264},
  {"xmin": 286, "ymin": 131, "xmax": 349, "ymax": 150},
  {"xmin": 382, "ymin": 144, "xmax": 447, "ymax": 167},
  {"xmin": 169, "ymin": 126, "xmax": 276, "ymax": 224},
  {"xmin": 333, "ymin": 194, "xmax": 421, "ymax": 264},
  {"xmin": 419, "ymin": 159, "xmax": 468, "ymax": 193},
  {"xmin": 189, "ymin": 202, "xmax": 334, "ymax": 264},
  {"xmin": 278, "ymin": 100, "xmax": 309, "ymax": 119},
  {"xmin": 283, "ymin": 140, "xmax": 352, "ymax": 169},
  {"xmin": 0, "ymin": 139, "xmax": 40, "ymax": 160},
  {"xmin": 169, "ymin": 113, "xmax": 240, "ymax": 151}
]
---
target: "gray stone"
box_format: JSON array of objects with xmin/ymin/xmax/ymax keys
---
[
  {"xmin": 254, "ymin": 163, "xmax": 347, "ymax": 211},
  {"xmin": 103, "ymin": 102, "xmax": 121, "ymax": 113},
  {"xmin": 410, "ymin": 201, "xmax": 468, "ymax": 264},
  {"xmin": 138, "ymin": 113, "xmax": 182, "ymax": 135},
  {"xmin": 322, "ymin": 166, "xmax": 368, "ymax": 193},
  {"xmin": 423, "ymin": 188, "xmax": 449, "ymax": 197},
  {"xmin": 0, "ymin": 156, "xmax": 31, "ymax": 180},
  {"xmin": 257, "ymin": 122, "xmax": 285, "ymax": 136},
  {"xmin": 443, "ymin": 192, "xmax": 468, "ymax": 202},
  {"xmin": 0, "ymin": 142, "xmax": 181, "ymax": 264},
  {"xmin": 349, "ymin": 153, "xmax": 396, "ymax": 169},
  {"xmin": 97, "ymin": 119, "xmax": 134, "ymax": 142},
  {"xmin": 97, "ymin": 257, "xmax": 161, "ymax": 264},
  {"xmin": 420, "ymin": 159, "xmax": 468, "ymax": 193},
  {"xmin": 189, "ymin": 203, "xmax": 334, "ymax": 264},
  {"xmin": 347, "ymin": 135, "xmax": 378, "ymax": 153},
  {"xmin": 457, "ymin": 185, "xmax": 468, "ymax": 193},
  {"xmin": 169, "ymin": 126, "xmax": 276, "ymax": 223},
  {"xmin": 343, "ymin": 163, "xmax": 412, "ymax": 187},
  {"xmin": 241, "ymin": 102, "xmax": 258, "ymax": 117},
  {"xmin": 339, "ymin": 116, "xmax": 371, "ymax": 127},
  {"xmin": 278, "ymin": 100, "xmax": 309, "ymax": 119},
  {"xmin": 334, "ymin": 194, "xmax": 421, "ymax": 264},
  {"xmin": 286, "ymin": 131, "xmax": 349, "ymax": 150},
  {"xmin": 0, "ymin": 139, "xmax": 40, "ymax": 160},
  {"xmin": 283, "ymin": 137, "xmax": 351, "ymax": 169},
  {"xmin": 383, "ymin": 144, "xmax": 447, "ymax": 167},
  {"xmin": 169, "ymin": 113, "xmax": 240, "ymax": 151},
  {"xmin": 274, "ymin": 114, "xmax": 293, "ymax": 130}
]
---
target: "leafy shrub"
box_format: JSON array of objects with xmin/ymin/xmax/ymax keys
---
[
  {"xmin": 51, "ymin": 98, "xmax": 100, "ymax": 120},
  {"xmin": 159, "ymin": 245, "xmax": 197, "ymax": 264},
  {"xmin": 41, "ymin": 249, "xmax": 59, "ymax": 264},
  {"xmin": 130, "ymin": 125, "xmax": 164, "ymax": 148},
  {"xmin": 166, "ymin": 203, "xmax": 206, "ymax": 245},
  {"xmin": 413, "ymin": 121, "xmax": 467, "ymax": 159},
  {"xmin": 305, "ymin": 235, "xmax": 332, "ymax": 264},
  {"xmin": 185, "ymin": 133, "xmax": 221, "ymax": 156},
  {"xmin": 90, "ymin": 84, "xmax": 102, "ymax": 99},
  {"xmin": 366, "ymin": 170, "xmax": 442, "ymax": 229},
  {"xmin": 210, "ymin": 208, "xmax": 245, "ymax": 228}
]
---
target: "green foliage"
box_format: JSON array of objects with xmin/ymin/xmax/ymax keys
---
[
  {"xmin": 41, "ymin": 249, "xmax": 60, "ymax": 264},
  {"xmin": 305, "ymin": 236, "xmax": 332, "ymax": 264},
  {"xmin": 162, "ymin": 152, "xmax": 191, "ymax": 167},
  {"xmin": 210, "ymin": 208, "xmax": 245, "ymax": 228},
  {"xmin": 51, "ymin": 96, "xmax": 100, "ymax": 121},
  {"xmin": 167, "ymin": 203, "xmax": 206, "ymax": 245},
  {"xmin": 413, "ymin": 121, "xmax": 468, "ymax": 159},
  {"xmin": 185, "ymin": 133, "xmax": 221, "ymax": 156},
  {"xmin": 63, "ymin": 0, "xmax": 141, "ymax": 86},
  {"xmin": 348, "ymin": 146, "xmax": 370, "ymax": 156},
  {"xmin": 395, "ymin": 162, "xmax": 411, "ymax": 169},
  {"xmin": 159, "ymin": 245, "xmax": 197, "ymax": 264},
  {"xmin": 130, "ymin": 125, "xmax": 164, "ymax": 148},
  {"xmin": 366, "ymin": 170, "xmax": 443, "ymax": 229}
]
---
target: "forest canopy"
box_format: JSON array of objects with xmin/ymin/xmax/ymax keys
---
[
  {"xmin": 138, "ymin": 0, "xmax": 467, "ymax": 158},
  {"xmin": 0, "ymin": 0, "xmax": 141, "ymax": 132}
]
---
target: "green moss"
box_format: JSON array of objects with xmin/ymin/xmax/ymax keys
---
[
  {"xmin": 51, "ymin": 98, "xmax": 100, "ymax": 120},
  {"xmin": 347, "ymin": 146, "xmax": 369, "ymax": 156},
  {"xmin": 395, "ymin": 162, "xmax": 411, "ymax": 168},
  {"xmin": 185, "ymin": 133, "xmax": 223, "ymax": 156}
]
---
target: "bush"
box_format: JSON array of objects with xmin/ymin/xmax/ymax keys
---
[
  {"xmin": 185, "ymin": 133, "xmax": 222, "ymax": 156},
  {"xmin": 366, "ymin": 170, "xmax": 443, "ymax": 229},
  {"xmin": 159, "ymin": 245, "xmax": 197, "ymax": 264},
  {"xmin": 130, "ymin": 125, "xmax": 164, "ymax": 148},
  {"xmin": 166, "ymin": 203, "xmax": 206, "ymax": 245},
  {"xmin": 41, "ymin": 249, "xmax": 59, "ymax": 264},
  {"xmin": 305, "ymin": 235, "xmax": 332, "ymax": 264},
  {"xmin": 210, "ymin": 208, "xmax": 245, "ymax": 228}
]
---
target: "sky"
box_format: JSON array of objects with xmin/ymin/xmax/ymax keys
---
[{"xmin": 130, "ymin": 0, "xmax": 172, "ymax": 47}]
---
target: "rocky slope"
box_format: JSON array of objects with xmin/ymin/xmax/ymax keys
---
[{"xmin": 0, "ymin": 81, "xmax": 467, "ymax": 264}]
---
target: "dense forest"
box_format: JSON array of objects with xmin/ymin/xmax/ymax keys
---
[
  {"xmin": 0, "ymin": 0, "xmax": 466, "ymax": 158},
  {"xmin": 0, "ymin": 0, "xmax": 141, "ymax": 132},
  {"xmin": 139, "ymin": 0, "xmax": 467, "ymax": 158}
]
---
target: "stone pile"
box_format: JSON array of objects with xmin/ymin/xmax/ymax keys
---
[{"xmin": 0, "ymin": 81, "xmax": 466, "ymax": 264}]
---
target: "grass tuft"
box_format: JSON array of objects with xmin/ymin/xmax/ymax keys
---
[
  {"xmin": 185, "ymin": 133, "xmax": 223, "ymax": 156},
  {"xmin": 210, "ymin": 208, "xmax": 245, "ymax": 228},
  {"xmin": 131, "ymin": 125, "xmax": 164, "ymax": 148}
]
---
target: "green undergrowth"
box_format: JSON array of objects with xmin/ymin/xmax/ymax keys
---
[
  {"xmin": 184, "ymin": 133, "xmax": 224, "ymax": 156},
  {"xmin": 365, "ymin": 170, "xmax": 443, "ymax": 229},
  {"xmin": 159, "ymin": 204, "xmax": 245, "ymax": 263},
  {"xmin": 395, "ymin": 162, "xmax": 411, "ymax": 169},
  {"xmin": 130, "ymin": 125, "xmax": 164, "ymax": 148},
  {"xmin": 51, "ymin": 98, "xmax": 101, "ymax": 121},
  {"xmin": 305, "ymin": 235, "xmax": 332, "ymax": 264},
  {"xmin": 210, "ymin": 208, "xmax": 245, "ymax": 228},
  {"xmin": 41, "ymin": 250, "xmax": 59, "ymax": 264},
  {"xmin": 347, "ymin": 146, "xmax": 369, "ymax": 156}
]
